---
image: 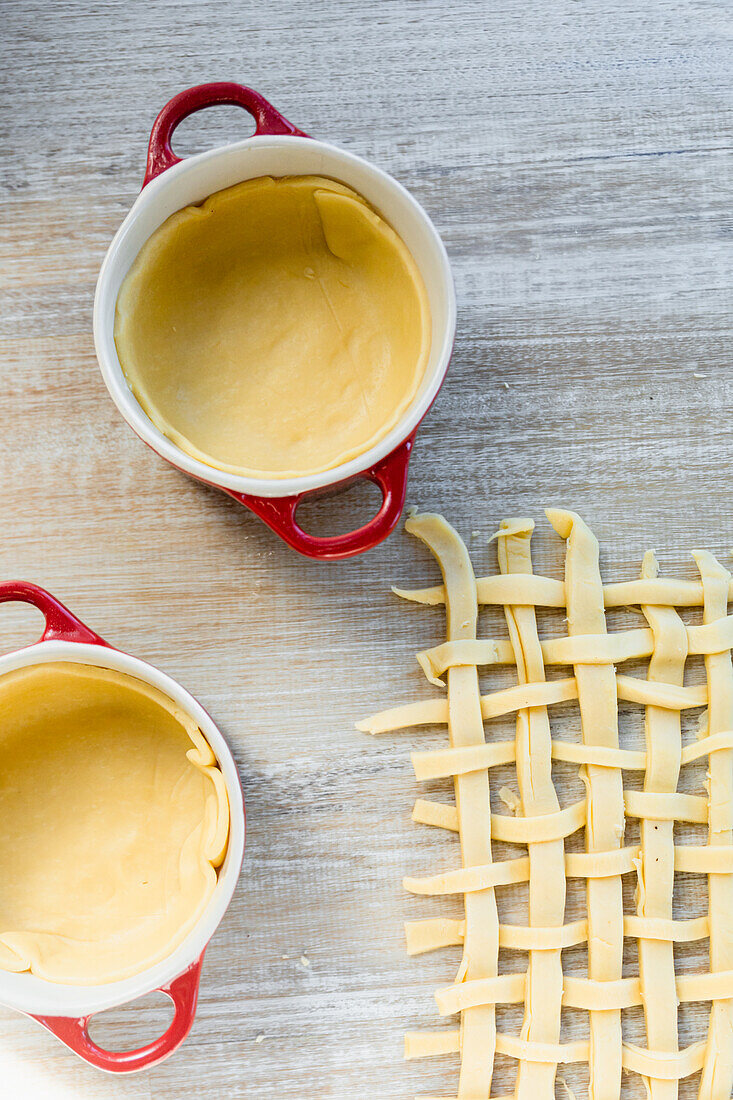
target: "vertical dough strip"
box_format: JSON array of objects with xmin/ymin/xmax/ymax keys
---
[
  {"xmin": 405, "ymin": 512, "xmax": 499, "ymax": 1099},
  {"xmin": 496, "ymin": 519, "xmax": 565, "ymax": 1099},
  {"xmin": 637, "ymin": 551, "xmax": 688, "ymax": 1100},
  {"xmin": 547, "ymin": 509, "xmax": 625, "ymax": 1099},
  {"xmin": 694, "ymin": 551, "xmax": 733, "ymax": 1100}
]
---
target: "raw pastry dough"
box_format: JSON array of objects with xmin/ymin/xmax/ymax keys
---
[
  {"xmin": 0, "ymin": 662, "xmax": 229, "ymax": 985},
  {"xmin": 359, "ymin": 509, "xmax": 733, "ymax": 1100},
  {"xmin": 115, "ymin": 175, "xmax": 431, "ymax": 479}
]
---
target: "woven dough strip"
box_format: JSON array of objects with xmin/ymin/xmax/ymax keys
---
[
  {"xmin": 396, "ymin": 575, "xmax": 733, "ymax": 610},
  {"xmin": 403, "ymin": 512, "xmax": 499, "ymax": 1098},
  {"xmin": 694, "ymin": 551, "xmax": 733, "ymax": 1100},
  {"xmin": 636, "ymin": 552, "xmax": 687, "ymax": 1100},
  {"xmin": 405, "ymin": 914, "xmax": 713, "ymax": 957},
  {"xmin": 406, "ymin": 1034, "xmax": 709, "ymax": 1079},
  {"xmin": 408, "ymin": 733, "xmax": 733, "ymax": 781},
  {"xmin": 547, "ymin": 509, "xmax": 625, "ymax": 1098},
  {"xmin": 495, "ymin": 518, "xmax": 565, "ymax": 1097},
  {"xmin": 416, "ymin": 616, "xmax": 733, "ymax": 684},
  {"xmin": 357, "ymin": 676, "xmax": 707, "ymax": 735}
]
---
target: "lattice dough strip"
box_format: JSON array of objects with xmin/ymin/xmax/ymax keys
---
[
  {"xmin": 404, "ymin": 512, "xmax": 498, "ymax": 1098},
  {"xmin": 549, "ymin": 510, "xmax": 626, "ymax": 1096},
  {"xmin": 694, "ymin": 551, "xmax": 733, "ymax": 1100},
  {"xmin": 636, "ymin": 550, "xmax": 687, "ymax": 1100},
  {"xmin": 409, "ymin": 732, "xmax": 733, "ymax": 782},
  {"xmin": 396, "ymin": 573, "xmax": 733, "ymax": 611},
  {"xmin": 357, "ymin": 676, "xmax": 708, "ymax": 737},
  {"xmin": 415, "ymin": 613, "xmax": 733, "ymax": 684}
]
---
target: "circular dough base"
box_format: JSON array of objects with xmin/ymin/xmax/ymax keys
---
[
  {"xmin": 0, "ymin": 662, "xmax": 229, "ymax": 985},
  {"xmin": 114, "ymin": 175, "xmax": 431, "ymax": 479}
]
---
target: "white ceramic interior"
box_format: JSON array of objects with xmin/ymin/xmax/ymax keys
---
[
  {"xmin": 94, "ymin": 135, "xmax": 456, "ymax": 497},
  {"xmin": 0, "ymin": 640, "xmax": 245, "ymax": 1017}
]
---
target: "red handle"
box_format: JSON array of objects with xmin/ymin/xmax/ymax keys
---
[
  {"xmin": 0, "ymin": 581, "xmax": 107, "ymax": 647},
  {"xmin": 31, "ymin": 954, "xmax": 204, "ymax": 1073},
  {"xmin": 144, "ymin": 81, "xmax": 308, "ymax": 186},
  {"xmin": 229, "ymin": 435, "xmax": 415, "ymax": 561}
]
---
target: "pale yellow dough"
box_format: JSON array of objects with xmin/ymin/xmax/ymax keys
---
[
  {"xmin": 0, "ymin": 662, "xmax": 229, "ymax": 986},
  {"xmin": 359, "ymin": 510, "xmax": 733, "ymax": 1100},
  {"xmin": 114, "ymin": 175, "xmax": 431, "ymax": 479}
]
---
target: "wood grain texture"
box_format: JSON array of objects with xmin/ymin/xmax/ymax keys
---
[{"xmin": 0, "ymin": 0, "xmax": 731, "ymax": 1095}]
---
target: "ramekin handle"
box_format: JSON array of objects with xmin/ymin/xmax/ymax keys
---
[
  {"xmin": 0, "ymin": 581, "xmax": 106, "ymax": 647},
  {"xmin": 144, "ymin": 81, "xmax": 308, "ymax": 186},
  {"xmin": 229, "ymin": 435, "xmax": 416, "ymax": 561},
  {"xmin": 30, "ymin": 954, "xmax": 205, "ymax": 1074}
]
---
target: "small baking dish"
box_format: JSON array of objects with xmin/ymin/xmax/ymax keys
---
[
  {"xmin": 0, "ymin": 581, "xmax": 244, "ymax": 1072},
  {"xmin": 94, "ymin": 82, "xmax": 456, "ymax": 560}
]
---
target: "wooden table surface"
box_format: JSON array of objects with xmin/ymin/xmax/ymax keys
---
[{"xmin": 1, "ymin": 2, "xmax": 731, "ymax": 1096}]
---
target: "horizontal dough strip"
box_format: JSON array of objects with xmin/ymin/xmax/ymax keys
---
[
  {"xmin": 435, "ymin": 972, "xmax": 526, "ymax": 1013},
  {"xmin": 395, "ymin": 575, "xmax": 733, "ymax": 609},
  {"xmin": 405, "ymin": 918, "xmax": 466, "ymax": 954},
  {"xmin": 436, "ymin": 968, "xmax": 733, "ymax": 1016},
  {"xmin": 615, "ymin": 674, "xmax": 706, "ymax": 708},
  {"xmin": 412, "ymin": 742, "xmax": 515, "ymax": 781},
  {"xmin": 681, "ymin": 729, "xmax": 733, "ymax": 763},
  {"xmin": 405, "ymin": 1030, "xmax": 587, "ymax": 1066},
  {"xmin": 551, "ymin": 741, "xmax": 647, "ymax": 769},
  {"xmin": 490, "ymin": 800, "xmax": 586, "ymax": 844},
  {"xmin": 495, "ymin": 1033, "xmax": 589, "ymax": 1066},
  {"xmin": 406, "ymin": 843, "xmax": 731, "ymax": 898},
  {"xmin": 496, "ymin": 919, "xmax": 590, "ymax": 950},
  {"xmin": 674, "ymin": 845, "xmax": 733, "ymax": 873},
  {"xmin": 357, "ymin": 675, "xmax": 707, "ymax": 734},
  {"xmin": 562, "ymin": 976, "xmax": 643, "ymax": 1011},
  {"xmin": 411, "ymin": 796, "xmax": 730, "ymax": 866},
  {"xmin": 435, "ymin": 973, "xmax": 634, "ymax": 1015},
  {"xmin": 411, "ymin": 795, "xmax": 586, "ymax": 844},
  {"xmin": 417, "ymin": 639, "xmax": 509, "ymax": 685},
  {"xmin": 405, "ymin": 846, "xmax": 639, "ymax": 895},
  {"xmin": 405, "ymin": 917, "xmax": 589, "ymax": 955},
  {"xmin": 394, "ymin": 575, "xmax": 566, "ymax": 608},
  {"xmin": 555, "ymin": 732, "xmax": 733, "ymax": 768},
  {"xmin": 357, "ymin": 681, "xmax": 576, "ymax": 733},
  {"xmin": 677, "ymin": 968, "xmax": 733, "ymax": 1002},
  {"xmin": 417, "ymin": 617, "xmax": 733, "ymax": 682},
  {"xmin": 622, "ymin": 1041, "xmax": 706, "ymax": 1081},
  {"xmin": 565, "ymin": 846, "xmax": 640, "ymax": 877},
  {"xmin": 404, "ymin": 857, "xmax": 530, "ymax": 895},
  {"xmin": 417, "ymin": 635, "xmax": 649, "ymax": 681},
  {"xmin": 623, "ymin": 790, "xmax": 710, "ymax": 824},
  {"xmin": 405, "ymin": 914, "xmax": 710, "ymax": 956},
  {"xmin": 407, "ymin": 1033, "xmax": 706, "ymax": 1082}
]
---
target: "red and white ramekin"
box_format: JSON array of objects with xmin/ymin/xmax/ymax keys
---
[
  {"xmin": 0, "ymin": 581, "xmax": 245, "ymax": 1073},
  {"xmin": 94, "ymin": 82, "xmax": 456, "ymax": 560}
]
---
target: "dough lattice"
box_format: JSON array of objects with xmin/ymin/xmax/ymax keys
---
[{"xmin": 358, "ymin": 510, "xmax": 733, "ymax": 1100}]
